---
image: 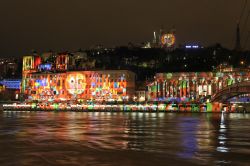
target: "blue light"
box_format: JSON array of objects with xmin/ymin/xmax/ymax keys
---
[
  {"xmin": 114, "ymin": 82, "xmax": 118, "ymax": 88},
  {"xmin": 91, "ymin": 82, "xmax": 96, "ymax": 87},
  {"xmin": 38, "ymin": 63, "xmax": 52, "ymax": 71},
  {"xmin": 0, "ymin": 79, "xmax": 21, "ymax": 89}
]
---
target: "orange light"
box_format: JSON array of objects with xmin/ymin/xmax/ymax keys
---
[
  {"xmin": 161, "ymin": 33, "xmax": 176, "ymax": 47},
  {"xmin": 65, "ymin": 73, "xmax": 86, "ymax": 95}
]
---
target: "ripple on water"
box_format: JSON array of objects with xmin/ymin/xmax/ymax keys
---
[{"xmin": 0, "ymin": 112, "xmax": 250, "ymax": 165}]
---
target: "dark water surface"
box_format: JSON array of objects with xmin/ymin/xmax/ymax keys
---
[{"xmin": 0, "ymin": 111, "xmax": 250, "ymax": 166}]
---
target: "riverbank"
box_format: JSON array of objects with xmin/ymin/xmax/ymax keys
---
[{"xmin": 2, "ymin": 102, "xmax": 250, "ymax": 113}]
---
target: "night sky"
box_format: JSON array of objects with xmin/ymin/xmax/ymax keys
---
[{"xmin": 0, "ymin": 0, "xmax": 247, "ymax": 57}]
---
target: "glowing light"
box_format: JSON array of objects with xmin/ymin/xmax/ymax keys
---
[
  {"xmin": 185, "ymin": 45, "xmax": 199, "ymax": 49},
  {"xmin": 161, "ymin": 33, "xmax": 176, "ymax": 47},
  {"xmin": 66, "ymin": 73, "xmax": 86, "ymax": 95}
]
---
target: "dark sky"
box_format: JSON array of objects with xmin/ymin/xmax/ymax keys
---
[{"xmin": 0, "ymin": 0, "xmax": 247, "ymax": 57}]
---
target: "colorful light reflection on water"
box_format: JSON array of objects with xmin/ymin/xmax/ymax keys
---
[{"xmin": 0, "ymin": 112, "xmax": 250, "ymax": 165}]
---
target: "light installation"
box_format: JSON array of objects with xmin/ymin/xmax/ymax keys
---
[
  {"xmin": 3, "ymin": 102, "xmax": 235, "ymax": 113},
  {"xmin": 56, "ymin": 53, "xmax": 69, "ymax": 70},
  {"xmin": 0, "ymin": 79, "xmax": 21, "ymax": 89},
  {"xmin": 23, "ymin": 56, "xmax": 34, "ymax": 71},
  {"xmin": 38, "ymin": 63, "xmax": 52, "ymax": 71},
  {"xmin": 148, "ymin": 70, "xmax": 250, "ymax": 102},
  {"xmin": 21, "ymin": 54, "xmax": 135, "ymax": 103},
  {"xmin": 66, "ymin": 73, "xmax": 86, "ymax": 95},
  {"xmin": 23, "ymin": 71, "xmax": 134, "ymax": 102},
  {"xmin": 161, "ymin": 33, "xmax": 176, "ymax": 47},
  {"xmin": 22, "ymin": 56, "xmax": 41, "ymax": 71},
  {"xmin": 22, "ymin": 56, "xmax": 42, "ymax": 94}
]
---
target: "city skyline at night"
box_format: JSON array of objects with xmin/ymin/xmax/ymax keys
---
[{"xmin": 1, "ymin": 1, "xmax": 250, "ymax": 166}]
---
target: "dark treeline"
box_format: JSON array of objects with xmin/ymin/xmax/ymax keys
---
[
  {"xmin": 1, "ymin": 44, "xmax": 249, "ymax": 81},
  {"xmin": 87, "ymin": 44, "xmax": 249, "ymax": 81}
]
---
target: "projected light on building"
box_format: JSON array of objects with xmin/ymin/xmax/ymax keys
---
[
  {"xmin": 22, "ymin": 71, "xmax": 135, "ymax": 102},
  {"xmin": 147, "ymin": 70, "xmax": 250, "ymax": 102},
  {"xmin": 66, "ymin": 73, "xmax": 86, "ymax": 95},
  {"xmin": 0, "ymin": 79, "xmax": 21, "ymax": 90}
]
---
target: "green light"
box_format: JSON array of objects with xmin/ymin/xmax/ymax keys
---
[{"xmin": 206, "ymin": 102, "xmax": 212, "ymax": 112}]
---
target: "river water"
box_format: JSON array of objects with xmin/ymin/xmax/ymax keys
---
[{"xmin": 0, "ymin": 111, "xmax": 250, "ymax": 166}]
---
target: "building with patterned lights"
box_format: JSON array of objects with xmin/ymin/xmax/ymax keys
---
[
  {"xmin": 21, "ymin": 54, "xmax": 135, "ymax": 103},
  {"xmin": 147, "ymin": 66, "xmax": 250, "ymax": 102}
]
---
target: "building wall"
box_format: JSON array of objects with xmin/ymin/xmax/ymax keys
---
[
  {"xmin": 0, "ymin": 85, "xmax": 19, "ymax": 101},
  {"xmin": 0, "ymin": 79, "xmax": 21, "ymax": 89},
  {"xmin": 56, "ymin": 54, "xmax": 69, "ymax": 71},
  {"xmin": 22, "ymin": 70, "xmax": 135, "ymax": 102},
  {"xmin": 148, "ymin": 70, "xmax": 250, "ymax": 102},
  {"xmin": 22, "ymin": 55, "xmax": 42, "ymax": 94},
  {"xmin": 23, "ymin": 56, "xmax": 41, "ymax": 71}
]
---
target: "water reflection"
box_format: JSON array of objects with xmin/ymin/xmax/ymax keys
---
[
  {"xmin": 217, "ymin": 112, "xmax": 229, "ymax": 153},
  {"xmin": 177, "ymin": 116, "xmax": 199, "ymax": 159},
  {"xmin": 0, "ymin": 111, "xmax": 250, "ymax": 165}
]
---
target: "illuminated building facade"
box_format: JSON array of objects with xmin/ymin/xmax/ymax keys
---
[
  {"xmin": 148, "ymin": 68, "xmax": 250, "ymax": 102},
  {"xmin": 0, "ymin": 83, "xmax": 4, "ymax": 93},
  {"xmin": 0, "ymin": 79, "xmax": 21, "ymax": 89},
  {"xmin": 22, "ymin": 55, "xmax": 42, "ymax": 93},
  {"xmin": 22, "ymin": 70, "xmax": 135, "ymax": 102},
  {"xmin": 22, "ymin": 55, "xmax": 41, "ymax": 71},
  {"xmin": 21, "ymin": 52, "xmax": 96, "ymax": 98},
  {"xmin": 0, "ymin": 80, "xmax": 21, "ymax": 101},
  {"xmin": 56, "ymin": 53, "xmax": 70, "ymax": 71}
]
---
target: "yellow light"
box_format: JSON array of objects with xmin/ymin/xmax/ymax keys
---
[
  {"xmin": 66, "ymin": 73, "xmax": 86, "ymax": 95},
  {"xmin": 161, "ymin": 33, "xmax": 176, "ymax": 47}
]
